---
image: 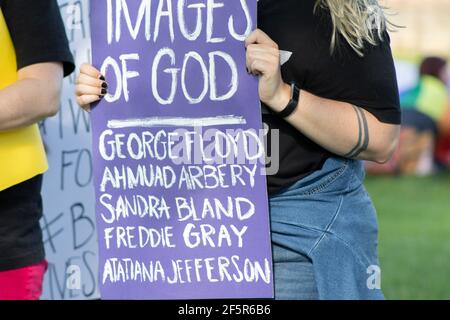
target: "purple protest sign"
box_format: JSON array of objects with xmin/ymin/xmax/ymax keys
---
[{"xmin": 90, "ymin": 0, "xmax": 273, "ymax": 300}]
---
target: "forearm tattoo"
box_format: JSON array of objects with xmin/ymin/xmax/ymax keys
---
[{"xmin": 344, "ymin": 105, "xmax": 369, "ymax": 159}]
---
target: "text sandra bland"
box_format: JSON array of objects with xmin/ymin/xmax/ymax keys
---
[
  {"xmin": 102, "ymin": 256, "xmax": 271, "ymax": 285},
  {"xmin": 102, "ymin": 0, "xmax": 252, "ymax": 105}
]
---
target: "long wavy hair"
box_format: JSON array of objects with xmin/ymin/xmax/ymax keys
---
[{"xmin": 316, "ymin": 0, "xmax": 396, "ymax": 56}]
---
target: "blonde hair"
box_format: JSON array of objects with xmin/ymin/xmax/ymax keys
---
[{"xmin": 315, "ymin": 0, "xmax": 395, "ymax": 56}]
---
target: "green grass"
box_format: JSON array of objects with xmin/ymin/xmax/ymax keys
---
[{"xmin": 365, "ymin": 172, "xmax": 450, "ymax": 300}]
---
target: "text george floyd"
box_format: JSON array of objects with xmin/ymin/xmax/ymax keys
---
[{"xmin": 101, "ymin": 0, "xmax": 253, "ymax": 106}]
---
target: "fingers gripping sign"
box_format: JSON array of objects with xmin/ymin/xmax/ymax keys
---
[
  {"xmin": 245, "ymin": 29, "xmax": 291, "ymax": 113},
  {"xmin": 76, "ymin": 63, "xmax": 108, "ymax": 112}
]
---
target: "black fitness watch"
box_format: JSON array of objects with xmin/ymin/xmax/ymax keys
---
[{"xmin": 275, "ymin": 82, "xmax": 300, "ymax": 119}]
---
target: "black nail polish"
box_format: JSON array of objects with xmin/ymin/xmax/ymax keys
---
[
  {"xmin": 99, "ymin": 75, "xmax": 105, "ymax": 81},
  {"xmin": 102, "ymin": 82, "xmax": 108, "ymax": 89},
  {"xmin": 101, "ymin": 88, "xmax": 107, "ymax": 95}
]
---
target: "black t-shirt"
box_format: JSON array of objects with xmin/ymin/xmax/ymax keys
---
[
  {"xmin": 0, "ymin": 0, "xmax": 74, "ymax": 271},
  {"xmin": 1, "ymin": 0, "xmax": 74, "ymax": 76},
  {"xmin": 258, "ymin": 0, "xmax": 401, "ymax": 194}
]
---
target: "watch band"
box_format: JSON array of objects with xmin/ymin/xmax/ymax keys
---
[{"xmin": 275, "ymin": 82, "xmax": 300, "ymax": 119}]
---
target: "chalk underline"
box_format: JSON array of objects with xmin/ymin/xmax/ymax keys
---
[{"xmin": 107, "ymin": 115, "xmax": 247, "ymax": 129}]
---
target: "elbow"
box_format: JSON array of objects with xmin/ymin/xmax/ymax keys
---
[
  {"xmin": 46, "ymin": 96, "xmax": 61, "ymax": 118},
  {"xmin": 41, "ymin": 85, "xmax": 62, "ymax": 118},
  {"xmin": 371, "ymin": 133, "xmax": 400, "ymax": 164},
  {"xmin": 373, "ymin": 151, "xmax": 394, "ymax": 165}
]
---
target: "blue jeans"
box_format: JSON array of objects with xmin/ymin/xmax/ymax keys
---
[{"xmin": 269, "ymin": 157, "xmax": 384, "ymax": 300}]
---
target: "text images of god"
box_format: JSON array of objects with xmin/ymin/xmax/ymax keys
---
[{"xmin": 103, "ymin": 0, "xmax": 252, "ymax": 105}]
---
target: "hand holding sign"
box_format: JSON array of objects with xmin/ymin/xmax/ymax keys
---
[
  {"xmin": 245, "ymin": 29, "xmax": 292, "ymax": 113},
  {"xmin": 76, "ymin": 63, "xmax": 107, "ymax": 111}
]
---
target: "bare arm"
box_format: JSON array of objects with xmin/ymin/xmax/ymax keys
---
[
  {"xmin": 272, "ymin": 83, "xmax": 400, "ymax": 163},
  {"xmin": 0, "ymin": 62, "xmax": 64, "ymax": 131},
  {"xmin": 246, "ymin": 29, "xmax": 400, "ymax": 164}
]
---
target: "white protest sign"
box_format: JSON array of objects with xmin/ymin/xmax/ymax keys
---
[{"xmin": 39, "ymin": 0, "xmax": 99, "ymax": 300}]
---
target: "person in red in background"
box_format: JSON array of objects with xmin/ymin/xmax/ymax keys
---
[
  {"xmin": 0, "ymin": 0, "xmax": 74, "ymax": 300},
  {"xmin": 436, "ymin": 135, "xmax": 450, "ymax": 169},
  {"xmin": 422, "ymin": 58, "xmax": 450, "ymax": 170}
]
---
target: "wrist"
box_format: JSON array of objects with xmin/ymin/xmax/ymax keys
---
[{"xmin": 265, "ymin": 82, "xmax": 292, "ymax": 113}]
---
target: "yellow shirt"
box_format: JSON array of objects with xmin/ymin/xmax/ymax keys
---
[{"xmin": 0, "ymin": 9, "xmax": 48, "ymax": 191}]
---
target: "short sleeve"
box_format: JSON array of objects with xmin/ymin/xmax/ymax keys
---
[
  {"xmin": 2, "ymin": 0, "xmax": 75, "ymax": 77},
  {"xmin": 336, "ymin": 33, "xmax": 401, "ymax": 125}
]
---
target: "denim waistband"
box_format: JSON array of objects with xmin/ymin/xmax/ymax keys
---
[{"xmin": 270, "ymin": 157, "xmax": 364, "ymax": 199}]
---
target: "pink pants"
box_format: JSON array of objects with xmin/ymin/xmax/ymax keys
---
[{"xmin": 0, "ymin": 260, "xmax": 47, "ymax": 300}]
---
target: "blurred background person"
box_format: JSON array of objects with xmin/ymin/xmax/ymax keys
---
[
  {"xmin": 399, "ymin": 57, "xmax": 450, "ymax": 174},
  {"xmin": 366, "ymin": 56, "xmax": 450, "ymax": 175}
]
